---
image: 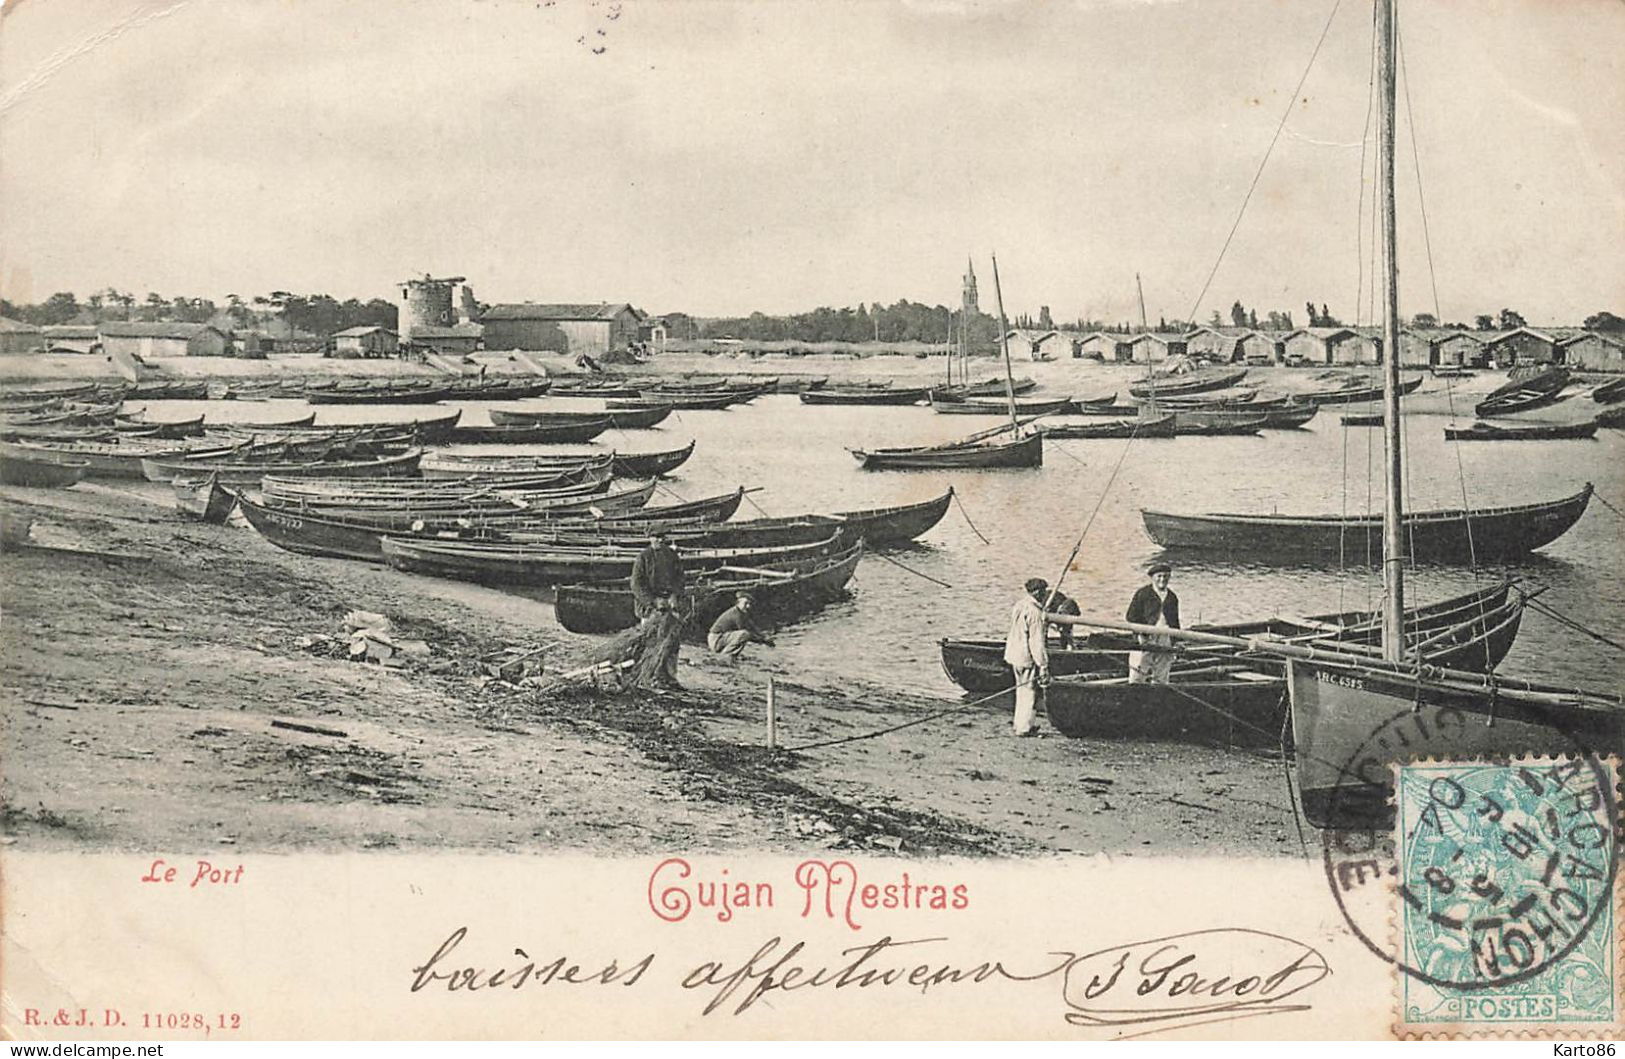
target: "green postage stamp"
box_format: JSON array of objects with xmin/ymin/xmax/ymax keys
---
[{"xmin": 1393, "ymin": 756, "xmax": 1621, "ymax": 1037}]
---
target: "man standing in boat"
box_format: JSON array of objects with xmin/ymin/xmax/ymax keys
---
[
  {"xmin": 631, "ymin": 532, "xmax": 684, "ymax": 687},
  {"xmin": 1126, "ymin": 562, "xmax": 1179, "ymax": 683},
  {"xmin": 1005, "ymin": 577, "xmax": 1051, "ymax": 737}
]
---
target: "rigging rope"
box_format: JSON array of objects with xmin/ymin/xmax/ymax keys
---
[
  {"xmin": 1593, "ymin": 492, "xmax": 1625, "ymax": 521},
  {"xmin": 1181, "ymin": 0, "xmax": 1345, "ymax": 326}
]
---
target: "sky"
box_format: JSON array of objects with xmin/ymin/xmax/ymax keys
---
[{"xmin": 0, "ymin": 0, "xmax": 1621, "ymax": 325}]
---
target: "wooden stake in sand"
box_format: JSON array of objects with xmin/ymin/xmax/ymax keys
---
[{"xmin": 766, "ymin": 677, "xmax": 777, "ymax": 748}]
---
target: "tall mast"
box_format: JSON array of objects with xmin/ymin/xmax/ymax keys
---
[
  {"xmin": 991, "ymin": 254, "xmax": 1021, "ymax": 433},
  {"xmin": 1136, "ymin": 272, "xmax": 1149, "ymax": 331},
  {"xmin": 1377, "ymin": 0, "xmax": 1406, "ymax": 660}
]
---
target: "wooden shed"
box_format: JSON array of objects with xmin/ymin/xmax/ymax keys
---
[
  {"xmin": 1125, "ymin": 333, "xmax": 1188, "ymax": 364},
  {"xmin": 331, "ymin": 326, "xmax": 400, "ymax": 359},
  {"xmin": 1074, "ymin": 331, "xmax": 1131, "ymax": 361},
  {"xmin": 0, "ymin": 316, "xmax": 45, "ymax": 355},
  {"xmin": 1183, "ymin": 326, "xmax": 1248, "ymax": 362},
  {"xmin": 1281, "ymin": 327, "xmax": 1354, "ymax": 365},
  {"xmin": 406, "ymin": 324, "xmax": 482, "ymax": 355},
  {"xmin": 99, "ymin": 322, "xmax": 233, "ymax": 358},
  {"xmin": 1484, "ymin": 327, "xmax": 1557, "ymax": 368},
  {"xmin": 480, "ymin": 303, "xmax": 645, "ymax": 355},
  {"xmin": 1557, "ymin": 332, "xmax": 1625, "ymax": 372}
]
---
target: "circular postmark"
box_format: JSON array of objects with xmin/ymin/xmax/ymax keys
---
[{"xmin": 1318, "ymin": 702, "xmax": 1618, "ymax": 992}]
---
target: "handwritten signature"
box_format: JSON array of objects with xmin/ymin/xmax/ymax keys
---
[{"xmin": 410, "ymin": 926, "xmax": 1329, "ymax": 1035}]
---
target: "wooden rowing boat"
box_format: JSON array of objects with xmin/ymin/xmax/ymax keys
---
[
  {"xmin": 1443, "ymin": 419, "xmax": 1599, "ymax": 441},
  {"xmin": 1141, "ymin": 483, "xmax": 1593, "ymax": 561},
  {"xmin": 0, "ymin": 442, "xmax": 87, "ymax": 487},
  {"xmin": 173, "ymin": 475, "xmax": 236, "ymax": 523},
  {"xmin": 555, "ymin": 540, "xmax": 864, "ymax": 635},
  {"xmin": 378, "ymin": 529, "xmax": 849, "ymax": 589},
  {"xmin": 141, "ymin": 447, "xmax": 424, "ymax": 485},
  {"xmin": 1046, "ymin": 594, "xmax": 1530, "ymax": 744},
  {"xmin": 1473, "ymin": 366, "xmax": 1569, "ymax": 416},
  {"xmin": 1127, "ymin": 365, "xmax": 1247, "ymax": 398},
  {"xmin": 850, "ymin": 429, "xmax": 1042, "ymax": 470},
  {"xmin": 1590, "ymin": 376, "xmax": 1625, "ymax": 404},
  {"xmin": 829, "ymin": 488, "xmax": 953, "ymax": 545},
  {"xmin": 801, "ymin": 386, "xmax": 930, "ymax": 406},
  {"xmin": 1043, "ymin": 413, "xmax": 1176, "ymax": 439},
  {"xmin": 609, "ymin": 440, "xmax": 695, "ymax": 478},
  {"xmin": 929, "ymin": 395, "xmax": 1073, "ymax": 416},
  {"xmin": 939, "ymin": 580, "xmax": 1516, "ymax": 693},
  {"xmin": 114, "ymin": 412, "xmax": 206, "ymax": 438}
]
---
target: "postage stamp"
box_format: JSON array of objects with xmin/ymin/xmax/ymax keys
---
[{"xmin": 1392, "ymin": 756, "xmax": 1621, "ymax": 1038}]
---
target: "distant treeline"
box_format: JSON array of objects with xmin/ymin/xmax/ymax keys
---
[{"xmin": 0, "ymin": 289, "xmax": 397, "ymax": 336}]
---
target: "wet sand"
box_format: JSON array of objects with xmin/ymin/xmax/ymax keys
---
[{"xmin": 0, "ymin": 480, "xmax": 1306, "ymax": 859}]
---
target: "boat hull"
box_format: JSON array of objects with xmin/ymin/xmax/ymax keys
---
[
  {"xmin": 555, "ymin": 541, "xmax": 864, "ymax": 635},
  {"xmin": 1046, "ymin": 673, "xmax": 1287, "ymax": 744},
  {"xmin": 1142, "ymin": 484, "xmax": 1593, "ymax": 562},
  {"xmin": 831, "ymin": 489, "xmax": 953, "ymax": 545},
  {"xmin": 1288, "ymin": 657, "xmax": 1625, "ymax": 829},
  {"xmin": 852, "ymin": 432, "xmax": 1042, "ymax": 470}
]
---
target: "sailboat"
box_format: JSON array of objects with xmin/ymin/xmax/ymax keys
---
[
  {"xmin": 1282, "ymin": 0, "xmax": 1622, "ymax": 827},
  {"xmin": 849, "ymin": 255, "xmax": 1045, "ymax": 470},
  {"xmin": 1042, "ymin": 0, "xmax": 1620, "ymax": 819}
]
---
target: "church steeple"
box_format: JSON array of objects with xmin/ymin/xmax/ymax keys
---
[{"xmin": 961, "ymin": 258, "xmax": 979, "ymax": 315}]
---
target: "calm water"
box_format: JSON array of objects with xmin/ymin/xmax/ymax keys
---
[{"xmin": 132, "ymin": 359, "xmax": 1625, "ymax": 696}]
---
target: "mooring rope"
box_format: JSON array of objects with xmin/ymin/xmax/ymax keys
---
[
  {"xmin": 951, "ymin": 488, "xmax": 991, "ymax": 545},
  {"xmin": 1526, "ymin": 597, "xmax": 1625, "ymax": 654},
  {"xmin": 868, "ymin": 550, "xmax": 953, "ymax": 589}
]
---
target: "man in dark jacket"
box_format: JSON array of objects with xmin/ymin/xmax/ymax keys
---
[
  {"xmin": 630, "ymin": 532, "xmax": 684, "ymax": 687},
  {"xmin": 1125, "ymin": 562, "xmax": 1179, "ymax": 683},
  {"xmin": 630, "ymin": 532, "xmax": 683, "ymax": 619}
]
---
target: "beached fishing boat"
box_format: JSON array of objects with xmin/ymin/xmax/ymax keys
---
[
  {"xmin": 608, "ymin": 440, "xmax": 695, "ymax": 478},
  {"xmin": 0, "ymin": 442, "xmax": 87, "ymax": 487},
  {"xmin": 1166, "ymin": 404, "xmax": 1315, "ymax": 431},
  {"xmin": 1590, "ymin": 376, "xmax": 1625, "ymax": 403},
  {"xmin": 221, "ymin": 410, "xmax": 319, "ymax": 430},
  {"xmin": 1473, "ymin": 365, "xmax": 1569, "ymax": 417},
  {"xmin": 939, "ymin": 580, "xmax": 1516, "ymax": 693},
  {"xmin": 2, "ymin": 437, "xmax": 238, "ymax": 479},
  {"xmin": 601, "ymin": 402, "xmax": 673, "ymax": 429},
  {"xmin": 554, "ymin": 539, "xmax": 864, "ymax": 635},
  {"xmin": 114, "ymin": 412, "xmax": 206, "ymax": 438},
  {"xmin": 454, "ymin": 417, "xmax": 613, "ymax": 447},
  {"xmin": 1297, "ymin": 374, "xmax": 1424, "ymax": 405},
  {"xmin": 1443, "ymin": 419, "xmax": 1599, "ymax": 441},
  {"xmin": 485, "ymin": 407, "xmax": 615, "ymax": 428},
  {"xmin": 442, "ymin": 422, "xmax": 589, "ymax": 444},
  {"xmin": 1142, "ymin": 483, "xmax": 1591, "ymax": 562},
  {"xmin": 1169, "ymin": 415, "xmax": 1267, "ymax": 436},
  {"xmin": 1043, "ymin": 414, "xmax": 1177, "ymax": 440},
  {"xmin": 140, "ymin": 447, "xmax": 423, "ymax": 485},
  {"xmin": 304, "ymin": 382, "xmax": 454, "ymax": 405},
  {"xmin": 929, "ymin": 395, "xmax": 1073, "ymax": 416},
  {"xmin": 641, "ymin": 390, "xmax": 739, "ymax": 410},
  {"xmin": 378, "ymin": 529, "xmax": 849, "ymax": 589},
  {"xmin": 173, "ymin": 475, "xmax": 236, "ymax": 523},
  {"xmin": 1047, "ymin": 596, "xmax": 1526, "ymax": 744},
  {"xmin": 553, "ymin": 382, "xmax": 646, "ymax": 399},
  {"xmin": 929, "ymin": 377, "xmax": 1039, "ymax": 401},
  {"xmin": 1127, "ymin": 363, "xmax": 1247, "ymax": 398},
  {"xmin": 802, "ymin": 386, "xmax": 931, "ymax": 406},
  {"xmin": 0, "ymin": 423, "xmax": 119, "ymax": 443}
]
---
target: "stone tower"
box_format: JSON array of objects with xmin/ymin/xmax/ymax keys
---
[
  {"xmin": 961, "ymin": 259, "xmax": 979, "ymax": 316},
  {"xmin": 397, "ymin": 275, "xmax": 463, "ymax": 339}
]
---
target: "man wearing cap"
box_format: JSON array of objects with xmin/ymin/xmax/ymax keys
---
[
  {"xmin": 630, "ymin": 531, "xmax": 683, "ymax": 620},
  {"xmin": 707, "ymin": 593, "xmax": 776, "ymax": 659},
  {"xmin": 631, "ymin": 531, "xmax": 685, "ymax": 688},
  {"xmin": 1004, "ymin": 577, "xmax": 1052, "ymax": 737},
  {"xmin": 1126, "ymin": 562, "xmax": 1180, "ymax": 683}
]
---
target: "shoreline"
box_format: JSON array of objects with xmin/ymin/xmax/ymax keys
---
[{"xmin": 0, "ymin": 480, "xmax": 1305, "ymax": 859}]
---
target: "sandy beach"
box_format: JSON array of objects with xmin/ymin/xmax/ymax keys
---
[{"xmin": 0, "ymin": 474, "xmax": 1305, "ymax": 860}]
